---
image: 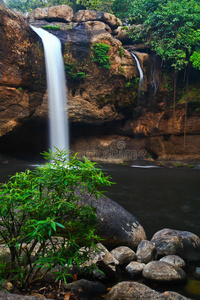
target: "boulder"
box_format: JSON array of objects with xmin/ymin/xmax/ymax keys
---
[
  {"xmin": 142, "ymin": 261, "xmax": 187, "ymax": 283},
  {"xmin": 80, "ymin": 194, "xmax": 146, "ymax": 249},
  {"xmin": 105, "ymin": 281, "xmax": 189, "ymax": 299},
  {"xmin": 63, "ymin": 279, "xmax": 107, "ymax": 297},
  {"xmin": 28, "ymin": 5, "xmax": 73, "ymax": 22},
  {"xmin": 97, "ymin": 251, "xmax": 119, "ymax": 280},
  {"xmin": 125, "ymin": 261, "xmax": 145, "ymax": 278},
  {"xmin": 81, "ymin": 243, "xmax": 119, "ymax": 280},
  {"xmin": 82, "ymin": 20, "xmax": 111, "ymax": 33},
  {"xmin": 0, "ymin": 292, "xmax": 51, "ymax": 299},
  {"xmin": 160, "ymin": 255, "xmax": 185, "ymax": 268},
  {"xmin": 151, "ymin": 228, "xmax": 200, "ymax": 261},
  {"xmin": 110, "ymin": 246, "xmax": 136, "ymax": 266},
  {"xmin": 73, "ymin": 10, "xmax": 122, "ymax": 29},
  {"xmin": 0, "ymin": 244, "xmax": 11, "ymax": 262},
  {"xmin": 73, "ymin": 9, "xmax": 102, "ymax": 23},
  {"xmin": 113, "ymin": 26, "xmax": 133, "ymax": 44},
  {"xmin": 136, "ymin": 240, "xmax": 157, "ymax": 263}
]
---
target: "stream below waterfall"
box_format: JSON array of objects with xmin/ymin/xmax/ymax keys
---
[{"xmin": 0, "ymin": 156, "xmax": 200, "ymax": 299}]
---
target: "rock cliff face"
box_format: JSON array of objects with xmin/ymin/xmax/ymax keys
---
[
  {"xmin": 0, "ymin": 3, "xmax": 200, "ymax": 162},
  {"xmin": 0, "ymin": 2, "xmax": 45, "ymax": 147}
]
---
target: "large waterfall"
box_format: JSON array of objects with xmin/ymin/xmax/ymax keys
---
[
  {"xmin": 131, "ymin": 52, "xmax": 144, "ymax": 96},
  {"xmin": 31, "ymin": 26, "xmax": 69, "ymax": 153}
]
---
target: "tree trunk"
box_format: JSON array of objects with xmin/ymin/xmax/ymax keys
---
[
  {"xmin": 184, "ymin": 66, "xmax": 189, "ymax": 151},
  {"xmin": 172, "ymin": 71, "xmax": 177, "ymax": 151}
]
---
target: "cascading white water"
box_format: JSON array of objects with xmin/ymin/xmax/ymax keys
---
[
  {"xmin": 31, "ymin": 26, "xmax": 69, "ymax": 153},
  {"xmin": 131, "ymin": 52, "xmax": 144, "ymax": 95}
]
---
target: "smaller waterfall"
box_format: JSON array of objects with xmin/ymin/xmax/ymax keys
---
[
  {"xmin": 31, "ymin": 26, "xmax": 69, "ymax": 153},
  {"xmin": 131, "ymin": 52, "xmax": 144, "ymax": 96}
]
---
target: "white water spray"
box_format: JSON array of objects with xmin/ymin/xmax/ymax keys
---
[
  {"xmin": 31, "ymin": 26, "xmax": 69, "ymax": 153},
  {"xmin": 131, "ymin": 52, "xmax": 144, "ymax": 95}
]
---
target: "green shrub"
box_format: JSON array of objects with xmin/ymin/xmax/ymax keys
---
[
  {"xmin": 42, "ymin": 24, "xmax": 61, "ymax": 31},
  {"xmin": 64, "ymin": 62, "xmax": 90, "ymax": 82},
  {"xmin": 17, "ymin": 87, "xmax": 24, "ymax": 92},
  {"xmin": 0, "ymin": 149, "xmax": 112, "ymax": 287},
  {"xmin": 118, "ymin": 46, "xmax": 124, "ymax": 58},
  {"xmin": 91, "ymin": 43, "xmax": 111, "ymax": 69}
]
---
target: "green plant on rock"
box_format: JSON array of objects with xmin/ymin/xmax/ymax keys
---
[
  {"xmin": 91, "ymin": 43, "xmax": 111, "ymax": 69},
  {"xmin": 64, "ymin": 62, "xmax": 89, "ymax": 82},
  {"xmin": 63, "ymin": 48, "xmax": 92, "ymax": 83},
  {"xmin": 118, "ymin": 46, "xmax": 124, "ymax": 58},
  {"xmin": 17, "ymin": 87, "xmax": 24, "ymax": 92},
  {"xmin": 42, "ymin": 24, "xmax": 61, "ymax": 31},
  {"xmin": 0, "ymin": 149, "xmax": 112, "ymax": 288},
  {"xmin": 118, "ymin": 65, "xmax": 125, "ymax": 74}
]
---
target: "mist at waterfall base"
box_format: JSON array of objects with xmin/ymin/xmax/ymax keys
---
[{"xmin": 31, "ymin": 26, "xmax": 69, "ymax": 153}]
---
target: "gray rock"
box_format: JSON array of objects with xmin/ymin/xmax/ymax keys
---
[
  {"xmin": 82, "ymin": 243, "xmax": 119, "ymax": 280},
  {"xmin": 136, "ymin": 240, "xmax": 157, "ymax": 263},
  {"xmin": 64, "ymin": 279, "xmax": 107, "ymax": 296},
  {"xmin": 0, "ymin": 244, "xmax": 11, "ymax": 262},
  {"xmin": 94, "ymin": 195, "xmax": 146, "ymax": 249},
  {"xmin": 0, "ymin": 291, "xmax": 51, "ymax": 299},
  {"xmin": 151, "ymin": 228, "xmax": 200, "ymax": 261},
  {"xmin": 160, "ymin": 255, "xmax": 185, "ymax": 268},
  {"xmin": 105, "ymin": 281, "xmax": 189, "ymax": 299},
  {"xmin": 110, "ymin": 246, "xmax": 136, "ymax": 266},
  {"xmin": 125, "ymin": 261, "xmax": 145, "ymax": 278},
  {"xmin": 143, "ymin": 261, "xmax": 187, "ymax": 283},
  {"xmin": 97, "ymin": 250, "xmax": 119, "ymax": 280},
  {"xmin": 74, "ymin": 194, "xmax": 146, "ymax": 250}
]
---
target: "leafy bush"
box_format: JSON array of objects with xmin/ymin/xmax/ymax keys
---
[
  {"xmin": 64, "ymin": 63, "xmax": 89, "ymax": 81},
  {"xmin": 118, "ymin": 46, "xmax": 124, "ymax": 58},
  {"xmin": 42, "ymin": 24, "xmax": 61, "ymax": 31},
  {"xmin": 0, "ymin": 149, "xmax": 112, "ymax": 287},
  {"xmin": 91, "ymin": 43, "xmax": 111, "ymax": 69},
  {"xmin": 190, "ymin": 51, "xmax": 200, "ymax": 70}
]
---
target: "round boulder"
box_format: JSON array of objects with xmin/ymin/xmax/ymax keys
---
[
  {"xmin": 73, "ymin": 10, "xmax": 122, "ymax": 29},
  {"xmin": 110, "ymin": 246, "xmax": 136, "ymax": 266},
  {"xmin": 142, "ymin": 261, "xmax": 186, "ymax": 283},
  {"xmin": 151, "ymin": 228, "xmax": 200, "ymax": 261},
  {"xmin": 160, "ymin": 255, "xmax": 185, "ymax": 268},
  {"xmin": 63, "ymin": 279, "xmax": 107, "ymax": 296},
  {"xmin": 28, "ymin": 5, "xmax": 73, "ymax": 22},
  {"xmin": 92, "ymin": 195, "xmax": 146, "ymax": 249},
  {"xmin": 105, "ymin": 281, "xmax": 189, "ymax": 300},
  {"xmin": 73, "ymin": 192, "xmax": 146, "ymax": 250},
  {"xmin": 136, "ymin": 240, "xmax": 157, "ymax": 263},
  {"xmin": 125, "ymin": 261, "xmax": 145, "ymax": 278}
]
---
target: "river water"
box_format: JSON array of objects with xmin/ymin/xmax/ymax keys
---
[{"xmin": 0, "ymin": 156, "xmax": 200, "ymax": 298}]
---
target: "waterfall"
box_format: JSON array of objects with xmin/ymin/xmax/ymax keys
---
[
  {"xmin": 31, "ymin": 26, "xmax": 69, "ymax": 153},
  {"xmin": 131, "ymin": 52, "xmax": 144, "ymax": 95}
]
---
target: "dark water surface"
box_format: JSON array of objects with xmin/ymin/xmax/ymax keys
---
[
  {"xmin": 1, "ymin": 157, "xmax": 200, "ymax": 299},
  {"xmin": 101, "ymin": 164, "xmax": 200, "ymax": 240},
  {"xmin": 1, "ymin": 158, "xmax": 199, "ymax": 239}
]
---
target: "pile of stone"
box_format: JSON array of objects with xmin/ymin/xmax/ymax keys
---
[
  {"xmin": 1, "ymin": 228, "xmax": 199, "ymax": 299},
  {"xmin": 60, "ymin": 228, "xmax": 199, "ymax": 299}
]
